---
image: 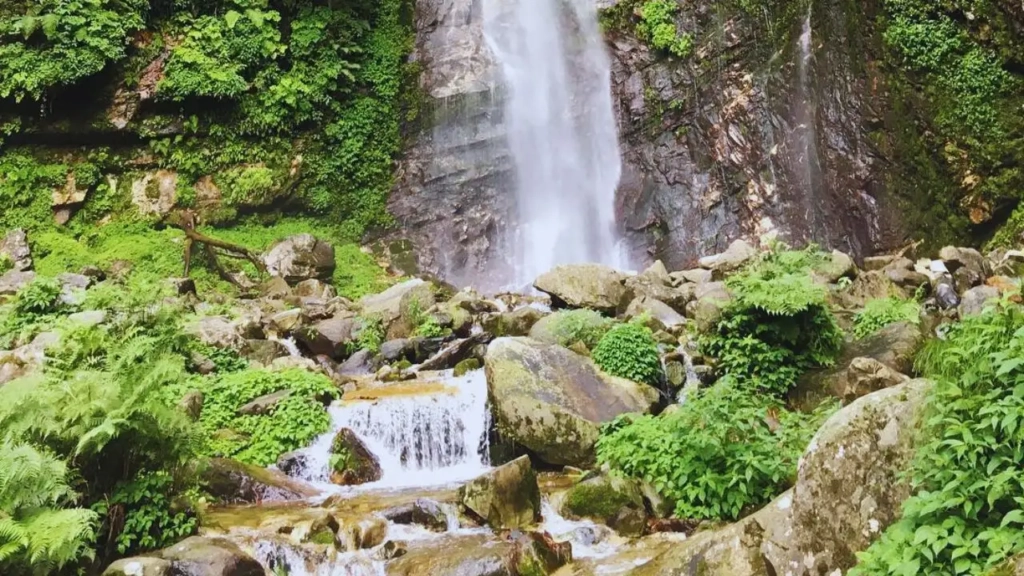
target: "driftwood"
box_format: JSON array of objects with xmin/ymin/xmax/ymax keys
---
[{"xmin": 167, "ymin": 210, "xmax": 266, "ymax": 288}]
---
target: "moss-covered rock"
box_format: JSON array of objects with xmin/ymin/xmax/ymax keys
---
[
  {"xmin": 458, "ymin": 455, "xmax": 540, "ymax": 530},
  {"xmin": 480, "ymin": 306, "xmax": 546, "ymax": 337},
  {"xmin": 484, "ymin": 337, "xmax": 659, "ymax": 467},
  {"xmin": 329, "ymin": 428, "xmax": 383, "ymax": 486},
  {"xmin": 454, "ymin": 357, "xmax": 481, "ymax": 376},
  {"xmin": 560, "ymin": 474, "xmax": 647, "ymax": 536},
  {"xmin": 533, "ymin": 264, "xmax": 631, "ymax": 314},
  {"xmin": 527, "ymin": 309, "xmax": 612, "ymax": 350}
]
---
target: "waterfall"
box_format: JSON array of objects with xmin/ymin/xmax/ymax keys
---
[
  {"xmin": 292, "ymin": 370, "xmax": 491, "ymax": 490},
  {"xmin": 794, "ymin": 2, "xmax": 822, "ymax": 236},
  {"xmin": 482, "ymin": 0, "xmax": 625, "ymax": 284}
]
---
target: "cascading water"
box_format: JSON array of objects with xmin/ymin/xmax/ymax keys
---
[
  {"xmin": 482, "ymin": 0, "xmax": 626, "ymax": 284},
  {"xmin": 292, "ymin": 370, "xmax": 491, "ymax": 490}
]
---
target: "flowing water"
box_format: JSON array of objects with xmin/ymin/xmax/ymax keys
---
[{"xmin": 482, "ymin": 0, "xmax": 626, "ymax": 283}]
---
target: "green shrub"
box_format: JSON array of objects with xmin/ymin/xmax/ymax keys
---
[
  {"xmin": 537, "ymin": 309, "xmax": 614, "ymax": 350},
  {"xmin": 700, "ymin": 247, "xmax": 843, "ymax": 397},
  {"xmin": 93, "ymin": 471, "xmax": 197, "ymax": 556},
  {"xmin": 851, "ymin": 301, "xmax": 1024, "ymax": 575},
  {"xmin": 853, "ymin": 296, "xmax": 921, "ymax": 339},
  {"xmin": 634, "ymin": 0, "xmax": 693, "ymax": 57},
  {"xmin": 0, "ymin": 440, "xmax": 98, "ymax": 574},
  {"xmin": 597, "ymin": 382, "xmax": 832, "ymax": 520},
  {"xmin": 13, "ymin": 277, "xmax": 62, "ymax": 315},
  {"xmin": 592, "ymin": 322, "xmax": 662, "ymax": 385},
  {"xmin": 197, "ymin": 368, "xmax": 338, "ymax": 466}
]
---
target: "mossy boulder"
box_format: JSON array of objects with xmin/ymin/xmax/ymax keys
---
[
  {"xmin": 560, "ymin": 474, "xmax": 647, "ymax": 536},
  {"xmin": 533, "ymin": 264, "xmax": 631, "ymax": 314},
  {"xmin": 527, "ymin": 309, "xmax": 612, "ymax": 350},
  {"xmin": 485, "ymin": 337, "xmax": 659, "ymax": 467},
  {"xmin": 330, "ymin": 428, "xmax": 383, "ymax": 486},
  {"xmin": 102, "ymin": 558, "xmax": 172, "ymax": 576},
  {"xmin": 153, "ymin": 537, "xmax": 263, "ymax": 576},
  {"xmin": 201, "ymin": 458, "xmax": 319, "ymax": 504},
  {"xmin": 359, "ymin": 279, "xmax": 436, "ymax": 339},
  {"xmin": 263, "ymin": 234, "xmax": 336, "ymax": 285},
  {"xmin": 386, "ymin": 532, "xmax": 570, "ymax": 576},
  {"xmin": 454, "ymin": 357, "xmax": 481, "ymax": 376},
  {"xmin": 984, "ymin": 554, "xmax": 1024, "ymax": 576},
  {"xmin": 480, "ymin": 306, "xmax": 546, "ymax": 337},
  {"xmin": 458, "ymin": 455, "xmax": 541, "ymax": 530}
]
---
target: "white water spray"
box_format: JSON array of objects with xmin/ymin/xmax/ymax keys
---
[{"xmin": 482, "ymin": 0, "xmax": 626, "ymax": 283}]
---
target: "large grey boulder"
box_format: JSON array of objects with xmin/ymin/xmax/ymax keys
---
[
  {"xmin": 186, "ymin": 316, "xmax": 248, "ymax": 353},
  {"xmin": 359, "ymin": 279, "xmax": 436, "ymax": 339},
  {"xmin": 296, "ymin": 315, "xmax": 359, "ymax": 358},
  {"xmin": 625, "ymin": 295, "xmax": 685, "ymax": 331},
  {"xmin": 0, "ymin": 229, "xmax": 32, "ymax": 271},
  {"xmin": 686, "ymin": 281, "xmax": 733, "ymax": 332},
  {"xmin": 484, "ymin": 338, "xmax": 659, "ymax": 467},
  {"xmin": 624, "ymin": 261, "xmax": 693, "ymax": 312},
  {"xmin": 263, "ymin": 234, "xmax": 336, "ymax": 285},
  {"xmin": 939, "ymin": 246, "xmax": 987, "ymax": 277},
  {"xmin": 960, "ymin": 285, "xmax": 1000, "ymax": 317},
  {"xmin": 698, "ymin": 239, "xmax": 757, "ymax": 276},
  {"xmin": 459, "ymin": 456, "xmax": 541, "ymax": 530},
  {"xmin": 533, "ymin": 264, "xmax": 631, "ymax": 313},
  {"xmin": 0, "ymin": 270, "xmax": 35, "ymax": 296},
  {"xmin": 154, "ymin": 537, "xmax": 263, "ymax": 576},
  {"xmin": 480, "ymin": 306, "xmax": 545, "ymax": 337}
]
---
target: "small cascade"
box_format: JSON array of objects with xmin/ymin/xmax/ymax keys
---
[
  {"xmin": 675, "ymin": 348, "xmax": 702, "ymax": 404},
  {"xmin": 269, "ymin": 335, "xmax": 303, "ymax": 358},
  {"xmin": 293, "ymin": 370, "xmax": 491, "ymax": 490},
  {"xmin": 539, "ymin": 500, "xmax": 623, "ymax": 560},
  {"xmin": 249, "ymin": 539, "xmax": 385, "ymax": 576}
]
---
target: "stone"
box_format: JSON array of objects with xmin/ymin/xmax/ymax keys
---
[
  {"xmin": 102, "ymin": 558, "xmax": 173, "ymax": 576},
  {"xmin": 698, "ymin": 239, "xmax": 757, "ymax": 276},
  {"xmin": 687, "ymin": 281, "xmax": 733, "ymax": 331},
  {"xmin": 375, "ymin": 540, "xmax": 408, "ymax": 561},
  {"xmin": 781, "ymin": 379, "xmax": 933, "ymax": 574},
  {"xmin": 243, "ymin": 339, "xmax": 289, "ymax": 365},
  {"xmin": 625, "ymin": 263, "xmax": 693, "ymax": 312},
  {"xmin": 294, "ymin": 278, "xmax": 336, "ymax": 300},
  {"xmin": 296, "ymin": 315, "xmax": 359, "ymax": 358},
  {"xmin": 337, "ymin": 348, "xmax": 378, "ymax": 376},
  {"xmin": 68, "ymin": 310, "xmax": 107, "ymax": 327},
  {"xmin": 0, "ymin": 229, "xmax": 32, "ymax": 271},
  {"xmin": 56, "ymin": 273, "xmax": 93, "ymax": 306},
  {"xmin": 386, "ymin": 532, "xmax": 570, "ymax": 576},
  {"xmin": 485, "ymin": 338, "xmax": 659, "ymax": 467},
  {"xmin": 985, "ymin": 554, "xmax": 1024, "ymax": 576},
  {"xmin": 237, "ymin": 390, "xmax": 292, "ymax": 415},
  {"xmin": 829, "ymin": 270, "xmax": 905, "ymax": 310},
  {"xmin": 458, "ymin": 456, "xmax": 541, "ymax": 530},
  {"xmin": 885, "ymin": 267, "xmax": 930, "ymax": 292},
  {"xmin": 533, "ymin": 264, "xmax": 631, "ymax": 313},
  {"xmin": 953, "ymin": 265, "xmax": 984, "ymax": 293},
  {"xmin": 178, "ymin": 390, "xmax": 203, "ymax": 421},
  {"xmin": 381, "ymin": 498, "xmax": 450, "ymax": 532},
  {"xmin": 263, "ymin": 234, "xmax": 336, "ymax": 284},
  {"xmin": 267, "ymin": 309, "xmax": 304, "ymax": 334},
  {"xmin": 960, "ymin": 285, "xmax": 1000, "ymax": 317},
  {"xmin": 671, "ymin": 268, "xmax": 712, "ymax": 285},
  {"xmin": 863, "ymin": 255, "xmax": 896, "ymax": 271},
  {"xmin": 187, "ymin": 316, "xmax": 248, "ymax": 353},
  {"xmin": 527, "ymin": 310, "xmax": 609, "ymax": 348},
  {"xmin": 330, "ymin": 428, "xmax": 383, "ymax": 486},
  {"xmin": 935, "ymin": 280, "xmax": 960, "ymax": 310},
  {"xmin": 340, "ymin": 515, "xmax": 388, "ymax": 550},
  {"xmin": 131, "ymin": 170, "xmax": 178, "ymax": 217},
  {"xmin": 625, "ymin": 295, "xmax": 685, "ymax": 330},
  {"xmin": 792, "ymin": 321, "xmax": 923, "ymax": 409},
  {"xmin": 275, "ymin": 450, "xmax": 307, "ymax": 476},
  {"xmin": 454, "ymin": 357, "xmax": 481, "ymax": 376},
  {"xmin": 939, "ymin": 246, "xmax": 987, "ymax": 276},
  {"xmin": 0, "ymin": 270, "xmax": 36, "ymax": 296},
  {"xmin": 820, "ymin": 249, "xmax": 856, "ymax": 282},
  {"xmin": 360, "ymin": 279, "xmax": 436, "ymax": 339},
  {"xmin": 480, "ymin": 306, "xmax": 546, "ymax": 337},
  {"xmin": 201, "ymin": 458, "xmax": 319, "ymax": 503},
  {"xmin": 261, "ymin": 276, "xmax": 292, "ymax": 299},
  {"xmin": 419, "ymin": 332, "xmax": 492, "ymax": 372},
  {"xmin": 560, "ymin": 474, "xmax": 646, "ymax": 536}
]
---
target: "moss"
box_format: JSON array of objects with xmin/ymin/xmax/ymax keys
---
[
  {"xmin": 308, "ymin": 528, "xmax": 336, "ymax": 546},
  {"xmin": 453, "ymin": 358, "xmax": 481, "ymax": 377},
  {"xmin": 563, "ymin": 480, "xmax": 638, "ymax": 521}
]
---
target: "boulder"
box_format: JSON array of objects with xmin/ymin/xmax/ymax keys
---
[
  {"xmin": 131, "ymin": 170, "xmax": 178, "ymax": 217},
  {"xmin": 330, "ymin": 428, "xmax": 383, "ymax": 486},
  {"xmin": 237, "ymin": 389, "xmax": 291, "ymax": 415},
  {"xmin": 359, "ymin": 279, "xmax": 436, "ymax": 339},
  {"xmin": 337, "ymin": 348, "xmax": 378, "ymax": 376},
  {"xmin": 296, "ymin": 315, "xmax": 359, "ymax": 358},
  {"xmin": 294, "ymin": 279, "xmax": 336, "ymax": 300},
  {"xmin": 829, "ymin": 270, "xmax": 905, "ymax": 311},
  {"xmin": 261, "ymin": 276, "xmax": 292, "ymax": 299},
  {"xmin": 187, "ymin": 316, "xmax": 248, "ymax": 353},
  {"xmin": 791, "ymin": 321, "xmax": 923, "ymax": 409},
  {"xmin": 0, "ymin": 270, "xmax": 35, "ymax": 296},
  {"xmin": 381, "ymin": 498, "xmax": 450, "ymax": 532},
  {"xmin": 697, "ymin": 239, "xmax": 757, "ymax": 276},
  {"xmin": 102, "ymin": 558, "xmax": 173, "ymax": 576},
  {"xmin": 819, "ymin": 249, "xmax": 855, "ymax": 282},
  {"xmin": 263, "ymin": 234, "xmax": 336, "ymax": 285},
  {"xmin": 625, "ymin": 296, "xmax": 685, "ymax": 331},
  {"xmin": 779, "ymin": 379, "xmax": 933, "ymax": 574},
  {"xmin": 533, "ymin": 264, "xmax": 631, "ymax": 313},
  {"xmin": 687, "ymin": 281, "xmax": 733, "ymax": 331},
  {"xmin": 387, "ymin": 532, "xmax": 570, "ymax": 576},
  {"xmin": 480, "ymin": 306, "xmax": 546, "ymax": 337},
  {"xmin": 985, "ymin": 554, "xmax": 1024, "ymax": 576},
  {"xmin": 0, "ymin": 229, "xmax": 32, "ymax": 271},
  {"xmin": 884, "ymin": 267, "xmax": 930, "ymax": 292},
  {"xmin": 939, "ymin": 246, "xmax": 987, "ymax": 276},
  {"xmin": 243, "ymin": 339, "xmax": 289, "ymax": 366},
  {"xmin": 68, "ymin": 310, "xmax": 107, "ymax": 327},
  {"xmin": 960, "ymin": 285, "xmax": 1000, "ymax": 317},
  {"xmin": 485, "ymin": 338, "xmax": 659, "ymax": 467},
  {"xmin": 625, "ymin": 261, "xmax": 693, "ymax": 312},
  {"xmin": 671, "ymin": 268, "xmax": 712, "ymax": 285},
  {"xmin": 458, "ymin": 456, "xmax": 540, "ymax": 530},
  {"xmin": 560, "ymin": 474, "xmax": 647, "ymax": 536},
  {"xmin": 155, "ymin": 537, "xmax": 263, "ymax": 576},
  {"xmin": 419, "ymin": 332, "xmax": 492, "ymax": 372},
  {"xmin": 528, "ymin": 310, "xmax": 610, "ymax": 348},
  {"xmin": 201, "ymin": 458, "xmax": 319, "ymax": 503}
]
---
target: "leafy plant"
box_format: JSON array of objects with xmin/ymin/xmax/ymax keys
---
[
  {"xmin": 0, "ymin": 254, "xmax": 12, "ymax": 274},
  {"xmin": 352, "ymin": 317, "xmax": 384, "ymax": 354},
  {"xmin": 700, "ymin": 246, "xmax": 843, "ymax": 397},
  {"xmin": 597, "ymin": 382, "xmax": 833, "ymax": 520},
  {"xmin": 853, "ymin": 296, "xmax": 922, "ymax": 339},
  {"xmin": 0, "ymin": 440, "xmax": 98, "ymax": 574},
  {"xmin": 851, "ymin": 301, "xmax": 1024, "ymax": 575},
  {"xmin": 13, "ymin": 277, "xmax": 62, "ymax": 316},
  {"xmin": 539, "ymin": 309, "xmax": 614, "ymax": 350},
  {"xmin": 197, "ymin": 368, "xmax": 338, "ymax": 466},
  {"xmin": 93, "ymin": 471, "xmax": 197, "ymax": 556},
  {"xmin": 592, "ymin": 321, "xmax": 662, "ymax": 385}
]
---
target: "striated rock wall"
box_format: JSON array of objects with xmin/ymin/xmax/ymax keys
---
[{"xmin": 391, "ymin": 0, "xmax": 906, "ymax": 285}]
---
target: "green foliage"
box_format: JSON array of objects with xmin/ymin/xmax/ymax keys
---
[
  {"xmin": 540, "ymin": 309, "xmax": 614, "ymax": 350},
  {"xmin": 215, "ymin": 164, "xmax": 281, "ymax": 208},
  {"xmin": 407, "ymin": 299, "xmax": 449, "ymax": 339},
  {"xmin": 0, "ymin": 151, "xmax": 72, "ymax": 233},
  {"xmin": 851, "ymin": 302, "xmax": 1024, "ymax": 575},
  {"xmin": 700, "ymin": 247, "xmax": 843, "ymax": 397},
  {"xmin": 853, "ymin": 296, "xmax": 922, "ymax": 339},
  {"xmin": 0, "ymin": 440, "xmax": 98, "ymax": 574},
  {"xmin": 13, "ymin": 278, "xmax": 61, "ymax": 316},
  {"xmin": 592, "ymin": 322, "xmax": 662, "ymax": 386},
  {"xmin": 0, "ymin": 254, "xmax": 12, "ymax": 275},
  {"xmin": 196, "ymin": 368, "xmax": 338, "ymax": 466},
  {"xmin": 637, "ymin": 0, "xmax": 693, "ymax": 57},
  {"xmin": 597, "ymin": 382, "xmax": 833, "ymax": 520},
  {"xmin": 94, "ymin": 471, "xmax": 197, "ymax": 556},
  {"xmin": 0, "ymin": 0, "xmax": 148, "ymax": 101}
]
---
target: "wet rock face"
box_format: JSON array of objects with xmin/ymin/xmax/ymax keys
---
[
  {"xmin": 330, "ymin": 428, "xmax": 384, "ymax": 486},
  {"xmin": 152, "ymin": 536, "xmax": 264, "ymax": 576},
  {"xmin": 458, "ymin": 455, "xmax": 541, "ymax": 530}
]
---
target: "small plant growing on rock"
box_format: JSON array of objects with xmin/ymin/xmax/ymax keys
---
[
  {"xmin": 853, "ymin": 296, "xmax": 921, "ymax": 339},
  {"xmin": 541, "ymin": 309, "xmax": 614, "ymax": 350},
  {"xmin": 592, "ymin": 321, "xmax": 662, "ymax": 386},
  {"xmin": 0, "ymin": 253, "xmax": 12, "ymax": 274}
]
